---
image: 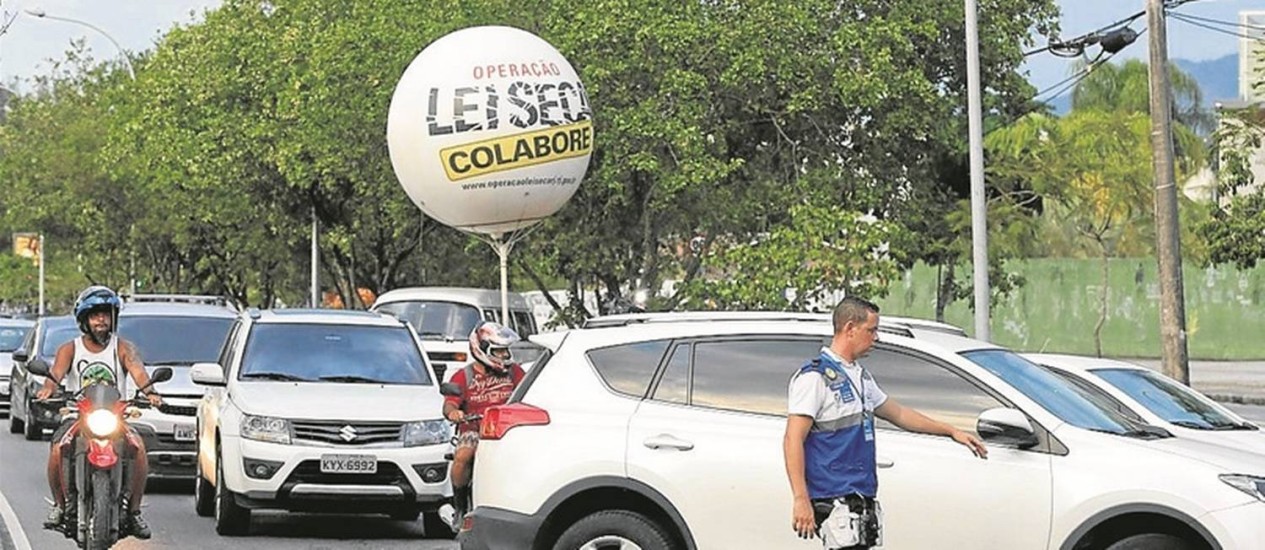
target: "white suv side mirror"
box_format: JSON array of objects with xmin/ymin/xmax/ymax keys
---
[
  {"xmin": 977, "ymin": 407, "xmax": 1039, "ymax": 449},
  {"xmin": 190, "ymin": 362, "xmax": 227, "ymax": 386}
]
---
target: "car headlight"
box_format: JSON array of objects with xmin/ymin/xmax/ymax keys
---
[
  {"xmin": 240, "ymin": 414, "xmax": 291, "ymax": 445},
  {"xmin": 85, "ymin": 409, "xmax": 120, "ymax": 437},
  {"xmin": 1220, "ymin": 474, "xmax": 1265, "ymax": 502},
  {"xmin": 401, "ymin": 420, "xmax": 450, "ymax": 447}
]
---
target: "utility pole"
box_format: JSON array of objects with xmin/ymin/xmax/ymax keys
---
[
  {"xmin": 965, "ymin": 0, "xmax": 990, "ymax": 341},
  {"xmin": 1145, "ymin": 0, "xmax": 1190, "ymax": 385}
]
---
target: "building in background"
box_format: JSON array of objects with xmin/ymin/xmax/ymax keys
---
[{"xmin": 1239, "ymin": 10, "xmax": 1264, "ymax": 103}]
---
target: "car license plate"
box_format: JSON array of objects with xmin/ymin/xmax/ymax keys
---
[
  {"xmin": 320, "ymin": 454, "xmax": 377, "ymax": 474},
  {"xmin": 173, "ymin": 423, "xmax": 196, "ymax": 442}
]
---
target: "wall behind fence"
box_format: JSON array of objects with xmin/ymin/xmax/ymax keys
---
[{"xmin": 875, "ymin": 259, "xmax": 1265, "ymax": 360}]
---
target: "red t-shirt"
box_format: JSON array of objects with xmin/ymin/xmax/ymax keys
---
[{"xmin": 445, "ymin": 363, "xmax": 526, "ymax": 432}]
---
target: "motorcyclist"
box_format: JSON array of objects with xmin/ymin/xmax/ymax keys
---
[
  {"xmin": 37, "ymin": 286, "xmax": 162, "ymax": 539},
  {"xmin": 441, "ymin": 321, "xmax": 526, "ymax": 520}
]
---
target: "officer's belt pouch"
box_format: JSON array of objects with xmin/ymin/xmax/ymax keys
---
[
  {"xmin": 822, "ymin": 498, "xmax": 883, "ymax": 548},
  {"xmin": 820, "ymin": 500, "xmax": 861, "ymax": 547}
]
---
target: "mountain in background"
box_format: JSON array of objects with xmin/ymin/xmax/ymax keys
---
[
  {"xmin": 1175, "ymin": 54, "xmax": 1239, "ymax": 105},
  {"xmin": 1041, "ymin": 53, "xmax": 1238, "ymax": 115}
]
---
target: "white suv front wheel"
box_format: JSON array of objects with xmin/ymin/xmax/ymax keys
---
[
  {"xmin": 553, "ymin": 510, "xmax": 675, "ymax": 550},
  {"xmin": 214, "ymin": 445, "xmax": 251, "ymax": 536}
]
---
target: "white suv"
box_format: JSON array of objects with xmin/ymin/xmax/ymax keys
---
[
  {"xmin": 1025, "ymin": 353, "xmax": 1265, "ymax": 454},
  {"xmin": 191, "ymin": 309, "xmax": 453, "ymax": 537},
  {"xmin": 465, "ymin": 313, "xmax": 1265, "ymax": 549}
]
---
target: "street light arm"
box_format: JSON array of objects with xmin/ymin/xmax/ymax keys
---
[{"xmin": 24, "ymin": 9, "xmax": 136, "ymax": 80}]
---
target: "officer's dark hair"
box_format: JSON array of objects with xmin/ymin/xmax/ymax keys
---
[{"xmin": 832, "ymin": 296, "xmax": 880, "ymax": 334}]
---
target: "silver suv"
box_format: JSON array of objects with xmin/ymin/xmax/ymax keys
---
[{"xmin": 117, "ymin": 295, "xmax": 238, "ymax": 479}]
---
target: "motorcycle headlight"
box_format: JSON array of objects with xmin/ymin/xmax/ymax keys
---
[
  {"xmin": 1220, "ymin": 474, "xmax": 1265, "ymax": 502},
  {"xmin": 240, "ymin": 414, "xmax": 291, "ymax": 445},
  {"xmin": 401, "ymin": 420, "xmax": 450, "ymax": 447},
  {"xmin": 86, "ymin": 409, "xmax": 120, "ymax": 437}
]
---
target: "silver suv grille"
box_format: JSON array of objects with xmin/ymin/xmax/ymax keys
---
[{"xmin": 291, "ymin": 420, "xmax": 404, "ymax": 445}]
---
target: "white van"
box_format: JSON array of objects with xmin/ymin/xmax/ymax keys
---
[{"xmin": 371, "ymin": 287, "xmax": 539, "ymax": 381}]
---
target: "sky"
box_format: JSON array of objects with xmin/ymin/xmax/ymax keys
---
[{"xmin": 0, "ymin": 0, "xmax": 1260, "ymax": 96}]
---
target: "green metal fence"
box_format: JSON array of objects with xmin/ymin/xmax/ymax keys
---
[{"xmin": 875, "ymin": 259, "xmax": 1265, "ymax": 360}]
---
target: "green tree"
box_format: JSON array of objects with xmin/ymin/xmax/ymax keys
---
[{"xmin": 987, "ymin": 110, "xmax": 1205, "ymax": 355}]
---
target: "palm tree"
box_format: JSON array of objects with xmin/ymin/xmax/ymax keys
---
[{"xmin": 1070, "ymin": 59, "xmax": 1214, "ymax": 135}]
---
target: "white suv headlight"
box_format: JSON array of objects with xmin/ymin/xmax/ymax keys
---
[
  {"xmin": 241, "ymin": 414, "xmax": 291, "ymax": 445},
  {"xmin": 1220, "ymin": 474, "xmax": 1265, "ymax": 502},
  {"xmin": 401, "ymin": 420, "xmax": 450, "ymax": 447}
]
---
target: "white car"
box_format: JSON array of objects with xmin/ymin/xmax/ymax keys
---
[
  {"xmin": 370, "ymin": 287, "xmax": 541, "ymax": 382},
  {"xmin": 191, "ymin": 309, "xmax": 453, "ymax": 537},
  {"xmin": 1025, "ymin": 353, "xmax": 1265, "ymax": 453},
  {"xmin": 465, "ymin": 313, "xmax": 1265, "ymax": 550}
]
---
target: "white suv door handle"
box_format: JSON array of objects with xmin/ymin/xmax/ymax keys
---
[
  {"xmin": 877, "ymin": 457, "xmax": 894, "ymax": 468},
  {"xmin": 643, "ymin": 434, "xmax": 694, "ymax": 451}
]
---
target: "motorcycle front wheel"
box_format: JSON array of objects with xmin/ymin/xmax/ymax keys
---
[{"xmin": 87, "ymin": 469, "xmax": 116, "ymax": 550}]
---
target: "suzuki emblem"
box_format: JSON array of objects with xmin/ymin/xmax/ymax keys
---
[{"xmin": 339, "ymin": 425, "xmax": 358, "ymax": 442}]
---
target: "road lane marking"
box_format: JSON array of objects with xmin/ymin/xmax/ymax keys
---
[{"xmin": 0, "ymin": 488, "xmax": 31, "ymax": 550}]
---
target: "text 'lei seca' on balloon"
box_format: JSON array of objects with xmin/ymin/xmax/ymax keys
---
[{"xmin": 387, "ymin": 26, "xmax": 594, "ymax": 237}]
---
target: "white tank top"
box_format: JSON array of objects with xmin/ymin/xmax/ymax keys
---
[{"xmin": 66, "ymin": 335, "xmax": 123, "ymax": 394}]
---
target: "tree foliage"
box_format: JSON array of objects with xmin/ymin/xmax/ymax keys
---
[{"xmin": 1, "ymin": 0, "xmax": 1060, "ymax": 318}]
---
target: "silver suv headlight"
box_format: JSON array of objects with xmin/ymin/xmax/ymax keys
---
[
  {"xmin": 401, "ymin": 420, "xmax": 450, "ymax": 447},
  {"xmin": 241, "ymin": 414, "xmax": 291, "ymax": 445},
  {"xmin": 1220, "ymin": 474, "xmax": 1265, "ymax": 502}
]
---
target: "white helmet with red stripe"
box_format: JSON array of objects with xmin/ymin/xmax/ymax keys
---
[{"xmin": 469, "ymin": 321, "xmax": 520, "ymax": 373}]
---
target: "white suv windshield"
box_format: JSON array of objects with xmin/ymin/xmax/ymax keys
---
[
  {"xmin": 238, "ymin": 323, "xmax": 432, "ymax": 385},
  {"xmin": 963, "ymin": 349, "xmax": 1159, "ymax": 436},
  {"xmin": 1094, "ymin": 368, "xmax": 1256, "ymax": 431},
  {"xmin": 377, "ymin": 301, "xmax": 481, "ymax": 341}
]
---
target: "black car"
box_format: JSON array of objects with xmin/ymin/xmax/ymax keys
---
[
  {"xmin": 8, "ymin": 316, "xmax": 77, "ymax": 440},
  {"xmin": 0, "ymin": 317, "xmax": 36, "ymax": 418}
]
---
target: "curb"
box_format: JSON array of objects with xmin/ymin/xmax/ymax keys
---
[{"xmin": 1206, "ymin": 394, "xmax": 1265, "ymax": 407}]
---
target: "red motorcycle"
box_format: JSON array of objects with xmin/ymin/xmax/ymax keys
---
[{"xmin": 32, "ymin": 363, "xmax": 171, "ymax": 550}]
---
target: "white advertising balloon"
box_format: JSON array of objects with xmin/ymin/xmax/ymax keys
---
[{"xmin": 387, "ymin": 26, "xmax": 593, "ymax": 237}]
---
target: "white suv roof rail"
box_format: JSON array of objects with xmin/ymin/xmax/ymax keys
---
[
  {"xmin": 581, "ymin": 311, "xmax": 967, "ymax": 339},
  {"xmin": 581, "ymin": 311, "xmax": 830, "ymax": 328}
]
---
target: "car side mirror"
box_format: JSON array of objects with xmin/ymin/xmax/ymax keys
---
[
  {"xmin": 977, "ymin": 408, "xmax": 1039, "ymax": 449},
  {"xmin": 11, "ymin": 349, "xmax": 28, "ymax": 362},
  {"xmin": 190, "ymin": 362, "xmax": 227, "ymax": 386},
  {"xmin": 440, "ymin": 382, "xmax": 462, "ymax": 397},
  {"xmin": 26, "ymin": 359, "xmax": 50, "ymax": 377}
]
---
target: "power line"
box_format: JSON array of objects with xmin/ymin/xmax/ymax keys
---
[
  {"xmin": 1024, "ymin": 0, "xmax": 1206, "ymax": 59},
  {"xmin": 1169, "ymin": 12, "xmax": 1265, "ymax": 42},
  {"xmin": 1167, "ymin": 11, "xmax": 1265, "ymax": 36},
  {"xmin": 1035, "ymin": 50, "xmax": 1112, "ymax": 101}
]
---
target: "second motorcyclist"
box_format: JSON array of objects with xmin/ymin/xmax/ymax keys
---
[{"xmin": 441, "ymin": 321, "xmax": 526, "ymax": 521}]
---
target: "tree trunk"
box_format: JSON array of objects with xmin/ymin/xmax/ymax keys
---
[{"xmin": 1093, "ymin": 242, "xmax": 1109, "ymax": 358}]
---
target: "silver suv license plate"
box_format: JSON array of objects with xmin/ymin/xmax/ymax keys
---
[
  {"xmin": 173, "ymin": 423, "xmax": 196, "ymax": 441},
  {"xmin": 320, "ymin": 454, "xmax": 377, "ymax": 474}
]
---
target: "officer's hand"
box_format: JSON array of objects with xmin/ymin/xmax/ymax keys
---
[
  {"xmin": 952, "ymin": 429, "xmax": 988, "ymax": 459},
  {"xmin": 146, "ymin": 393, "xmax": 163, "ymax": 407},
  {"xmin": 36, "ymin": 386, "xmax": 54, "ymax": 400},
  {"xmin": 447, "ymin": 410, "xmax": 465, "ymax": 423},
  {"xmin": 792, "ymin": 495, "xmax": 815, "ymax": 539}
]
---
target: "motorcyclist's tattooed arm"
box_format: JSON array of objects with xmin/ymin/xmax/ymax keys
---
[{"xmin": 120, "ymin": 341, "xmax": 160, "ymax": 405}]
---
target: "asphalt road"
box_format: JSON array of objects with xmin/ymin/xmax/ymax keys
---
[{"xmin": 0, "ymin": 428, "xmax": 458, "ymax": 550}]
